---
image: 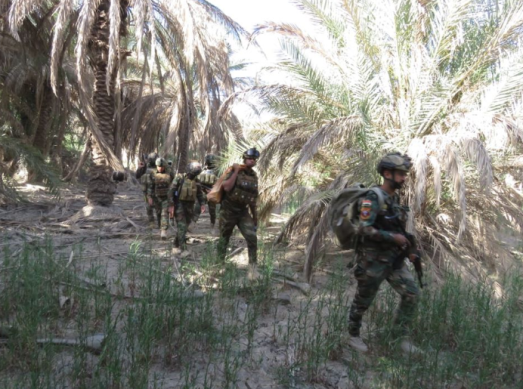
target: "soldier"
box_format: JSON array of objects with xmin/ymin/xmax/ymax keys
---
[
  {"xmin": 169, "ymin": 161, "xmax": 206, "ymax": 253},
  {"xmin": 217, "ymin": 148, "xmax": 259, "ymax": 271},
  {"xmin": 136, "ymin": 152, "xmax": 159, "ymax": 228},
  {"xmin": 146, "ymin": 158, "xmax": 174, "ymax": 239},
  {"xmin": 348, "ymin": 152, "xmax": 421, "ymax": 354},
  {"xmin": 193, "ymin": 154, "xmax": 218, "ymax": 234}
]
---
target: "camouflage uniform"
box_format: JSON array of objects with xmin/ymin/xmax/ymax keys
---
[
  {"xmin": 169, "ymin": 174, "xmax": 205, "ymax": 249},
  {"xmin": 217, "ymin": 169, "xmax": 258, "ymax": 264},
  {"xmin": 138, "ymin": 164, "xmax": 160, "ymax": 227},
  {"xmin": 348, "ymin": 187, "xmax": 419, "ymax": 337},
  {"xmin": 147, "ymin": 168, "xmax": 174, "ymax": 231},
  {"xmin": 193, "ymin": 167, "xmax": 218, "ymax": 226}
]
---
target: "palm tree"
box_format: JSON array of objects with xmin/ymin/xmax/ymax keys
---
[
  {"xmin": 222, "ymin": 0, "xmax": 523, "ymax": 280},
  {"xmin": 7, "ymin": 0, "xmax": 246, "ymax": 206},
  {"xmin": 119, "ymin": 53, "xmax": 250, "ymax": 171},
  {"xmin": 0, "ymin": 2, "xmax": 72, "ymax": 201}
]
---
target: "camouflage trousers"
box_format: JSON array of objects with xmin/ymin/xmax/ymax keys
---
[
  {"xmin": 144, "ymin": 195, "xmax": 160, "ymax": 227},
  {"xmin": 217, "ymin": 205, "xmax": 257, "ymax": 264},
  {"xmin": 174, "ymin": 201, "xmax": 195, "ymax": 249},
  {"xmin": 153, "ymin": 197, "xmax": 170, "ymax": 230},
  {"xmin": 348, "ymin": 250, "xmax": 419, "ymax": 337},
  {"xmin": 193, "ymin": 198, "xmax": 217, "ymax": 225}
]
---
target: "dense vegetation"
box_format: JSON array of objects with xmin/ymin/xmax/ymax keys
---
[{"xmin": 1, "ymin": 0, "xmax": 523, "ymax": 386}]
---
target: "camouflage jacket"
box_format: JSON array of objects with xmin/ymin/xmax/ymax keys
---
[
  {"xmin": 357, "ymin": 187, "xmax": 415, "ymax": 256},
  {"xmin": 168, "ymin": 174, "xmax": 205, "ymax": 206},
  {"xmin": 146, "ymin": 170, "xmax": 174, "ymax": 198},
  {"xmin": 221, "ymin": 168, "xmax": 258, "ymax": 212}
]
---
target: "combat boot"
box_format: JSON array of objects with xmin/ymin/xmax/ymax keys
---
[
  {"xmin": 160, "ymin": 229, "xmax": 168, "ymax": 240},
  {"xmin": 348, "ymin": 336, "xmax": 368, "ymax": 353},
  {"xmin": 400, "ymin": 339, "xmax": 423, "ymax": 355}
]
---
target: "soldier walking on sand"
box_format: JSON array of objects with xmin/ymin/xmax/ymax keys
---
[
  {"xmin": 169, "ymin": 161, "xmax": 206, "ymax": 255},
  {"xmin": 217, "ymin": 148, "xmax": 260, "ymax": 275},
  {"xmin": 136, "ymin": 152, "xmax": 159, "ymax": 228},
  {"xmin": 348, "ymin": 153, "xmax": 421, "ymax": 354},
  {"xmin": 146, "ymin": 158, "xmax": 174, "ymax": 239},
  {"xmin": 192, "ymin": 154, "xmax": 218, "ymax": 234}
]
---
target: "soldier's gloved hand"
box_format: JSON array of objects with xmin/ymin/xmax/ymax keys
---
[
  {"xmin": 392, "ymin": 233, "xmax": 410, "ymax": 248},
  {"xmin": 169, "ymin": 205, "xmax": 174, "ymax": 218},
  {"xmin": 148, "ymin": 196, "xmax": 154, "ymax": 206},
  {"xmin": 139, "ymin": 162, "xmax": 145, "ymax": 167},
  {"xmin": 200, "ymin": 205, "xmax": 206, "ymax": 214}
]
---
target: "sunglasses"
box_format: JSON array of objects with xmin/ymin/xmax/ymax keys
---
[{"xmin": 245, "ymin": 157, "xmax": 257, "ymax": 160}]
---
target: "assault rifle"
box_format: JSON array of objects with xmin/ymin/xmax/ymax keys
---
[
  {"xmin": 393, "ymin": 232, "xmax": 424, "ymax": 289},
  {"xmin": 406, "ymin": 233, "xmax": 424, "ymax": 289}
]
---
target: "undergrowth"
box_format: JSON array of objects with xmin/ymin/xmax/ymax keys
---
[{"xmin": 0, "ymin": 237, "xmax": 521, "ymax": 388}]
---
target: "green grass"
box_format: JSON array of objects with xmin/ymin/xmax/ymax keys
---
[{"xmin": 0, "ymin": 237, "xmax": 522, "ymax": 388}]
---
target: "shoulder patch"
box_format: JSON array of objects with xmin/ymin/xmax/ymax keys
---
[
  {"xmin": 361, "ymin": 200, "xmax": 372, "ymax": 208},
  {"xmin": 360, "ymin": 208, "xmax": 371, "ymax": 220}
]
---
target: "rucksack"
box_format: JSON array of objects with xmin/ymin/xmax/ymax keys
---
[{"xmin": 328, "ymin": 184, "xmax": 386, "ymax": 249}]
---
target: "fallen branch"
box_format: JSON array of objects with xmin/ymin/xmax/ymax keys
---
[{"xmin": 36, "ymin": 334, "xmax": 106, "ymax": 354}]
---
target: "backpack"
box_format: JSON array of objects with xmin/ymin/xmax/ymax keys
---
[{"xmin": 328, "ymin": 184, "xmax": 386, "ymax": 249}]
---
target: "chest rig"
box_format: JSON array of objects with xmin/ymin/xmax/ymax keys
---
[
  {"xmin": 375, "ymin": 194, "xmax": 409, "ymax": 233},
  {"xmin": 141, "ymin": 168, "xmax": 155, "ymax": 190},
  {"xmin": 228, "ymin": 170, "xmax": 258, "ymax": 206},
  {"xmin": 153, "ymin": 173, "xmax": 171, "ymax": 197},
  {"xmin": 199, "ymin": 169, "xmax": 217, "ymax": 188},
  {"xmin": 178, "ymin": 175, "xmax": 197, "ymax": 202}
]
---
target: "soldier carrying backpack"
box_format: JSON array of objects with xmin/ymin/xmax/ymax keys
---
[
  {"xmin": 330, "ymin": 153, "xmax": 422, "ymax": 354},
  {"xmin": 147, "ymin": 158, "xmax": 175, "ymax": 239}
]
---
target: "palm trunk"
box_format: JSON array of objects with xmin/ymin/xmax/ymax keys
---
[
  {"xmin": 176, "ymin": 65, "xmax": 194, "ymax": 173},
  {"xmin": 86, "ymin": 0, "xmax": 121, "ymax": 206},
  {"xmin": 27, "ymin": 84, "xmax": 53, "ymax": 182}
]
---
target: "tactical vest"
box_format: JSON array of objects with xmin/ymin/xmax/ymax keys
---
[
  {"xmin": 374, "ymin": 194, "xmax": 409, "ymax": 234},
  {"xmin": 141, "ymin": 168, "xmax": 155, "ymax": 192},
  {"xmin": 199, "ymin": 169, "xmax": 217, "ymax": 187},
  {"xmin": 178, "ymin": 176, "xmax": 197, "ymax": 202},
  {"xmin": 154, "ymin": 173, "xmax": 171, "ymax": 198},
  {"xmin": 227, "ymin": 170, "xmax": 258, "ymax": 206}
]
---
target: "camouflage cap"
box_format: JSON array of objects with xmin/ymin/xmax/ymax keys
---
[{"xmin": 377, "ymin": 152, "xmax": 412, "ymax": 175}]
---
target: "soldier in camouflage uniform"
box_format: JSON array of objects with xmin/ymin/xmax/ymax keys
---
[
  {"xmin": 193, "ymin": 154, "xmax": 218, "ymax": 232},
  {"xmin": 168, "ymin": 161, "xmax": 206, "ymax": 252},
  {"xmin": 217, "ymin": 148, "xmax": 259, "ymax": 267},
  {"xmin": 146, "ymin": 158, "xmax": 174, "ymax": 239},
  {"xmin": 136, "ymin": 152, "xmax": 159, "ymax": 228},
  {"xmin": 348, "ymin": 153, "xmax": 421, "ymax": 354}
]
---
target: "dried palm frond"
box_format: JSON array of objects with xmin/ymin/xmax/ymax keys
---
[{"xmin": 238, "ymin": 0, "xmax": 523, "ymax": 281}]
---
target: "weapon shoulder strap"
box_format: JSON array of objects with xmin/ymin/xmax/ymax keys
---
[{"xmin": 368, "ymin": 187, "xmax": 386, "ymax": 210}]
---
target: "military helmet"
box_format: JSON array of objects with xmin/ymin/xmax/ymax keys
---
[
  {"xmin": 187, "ymin": 161, "xmax": 202, "ymax": 176},
  {"xmin": 377, "ymin": 152, "xmax": 412, "ymax": 176},
  {"xmin": 204, "ymin": 154, "xmax": 216, "ymax": 167},
  {"xmin": 155, "ymin": 157, "xmax": 167, "ymax": 168},
  {"xmin": 148, "ymin": 152, "xmax": 159, "ymax": 165},
  {"xmin": 243, "ymin": 147, "xmax": 260, "ymax": 160}
]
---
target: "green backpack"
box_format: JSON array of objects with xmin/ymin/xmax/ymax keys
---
[{"xmin": 328, "ymin": 184, "xmax": 385, "ymax": 249}]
